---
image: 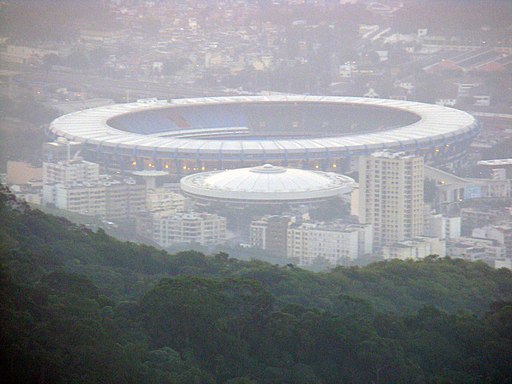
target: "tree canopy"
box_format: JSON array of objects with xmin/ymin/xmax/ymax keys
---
[{"xmin": 1, "ymin": 188, "xmax": 511, "ymax": 383}]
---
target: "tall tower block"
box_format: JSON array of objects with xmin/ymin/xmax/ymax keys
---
[{"xmin": 359, "ymin": 152, "xmax": 424, "ymax": 247}]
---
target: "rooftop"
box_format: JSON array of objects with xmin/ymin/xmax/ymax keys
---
[
  {"xmin": 180, "ymin": 164, "xmax": 354, "ymax": 202},
  {"xmin": 477, "ymin": 159, "xmax": 512, "ymax": 166},
  {"xmin": 49, "ymin": 95, "xmax": 478, "ymax": 157}
]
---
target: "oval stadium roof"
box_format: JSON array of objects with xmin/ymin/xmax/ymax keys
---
[{"xmin": 49, "ymin": 95, "xmax": 478, "ymax": 158}]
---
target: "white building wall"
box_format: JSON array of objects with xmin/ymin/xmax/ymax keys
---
[
  {"xmin": 54, "ymin": 185, "xmax": 69, "ymax": 209},
  {"xmin": 43, "ymin": 160, "xmax": 100, "ymax": 186},
  {"xmin": 383, "ymin": 237, "xmax": 446, "ymax": 260},
  {"xmin": 425, "ymin": 236, "xmax": 446, "ymax": 257},
  {"xmin": 426, "ymin": 214, "xmax": 461, "ymax": 239},
  {"xmin": 146, "ymin": 188, "xmax": 186, "ymax": 212},
  {"xmin": 152, "ymin": 212, "xmax": 226, "ymax": 248},
  {"xmin": 445, "ymin": 217, "xmax": 461, "ymax": 238},
  {"xmin": 250, "ymin": 219, "xmax": 268, "ymax": 249},
  {"xmin": 494, "ymin": 258, "xmax": 512, "ymax": 270},
  {"xmin": 49, "ymin": 183, "xmax": 107, "ymax": 216},
  {"xmin": 359, "ymin": 152, "xmax": 424, "ymax": 247},
  {"xmin": 473, "ymin": 226, "xmax": 505, "ymax": 244},
  {"xmin": 360, "ymin": 224, "xmax": 374, "ymax": 255},
  {"xmin": 42, "ymin": 184, "xmax": 56, "ymax": 205},
  {"xmin": 447, "ymin": 237, "xmax": 505, "ymax": 260},
  {"xmin": 427, "ymin": 214, "xmax": 444, "ymax": 238},
  {"xmin": 287, "ymin": 222, "xmax": 372, "ymax": 266}
]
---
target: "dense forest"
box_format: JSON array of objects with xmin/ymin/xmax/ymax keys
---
[{"xmin": 1, "ymin": 187, "xmax": 511, "ymax": 384}]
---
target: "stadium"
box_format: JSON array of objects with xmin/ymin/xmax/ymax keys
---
[{"xmin": 48, "ymin": 95, "xmax": 479, "ymax": 175}]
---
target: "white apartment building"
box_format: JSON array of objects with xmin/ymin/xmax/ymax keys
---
[
  {"xmin": 472, "ymin": 225, "xmax": 512, "ymax": 257},
  {"xmin": 8, "ymin": 184, "xmax": 42, "ymax": 205},
  {"xmin": 494, "ymin": 259, "xmax": 512, "ymax": 270},
  {"xmin": 424, "ymin": 212, "xmax": 461, "ymax": 239},
  {"xmin": 43, "ymin": 182, "xmax": 107, "ymax": 216},
  {"xmin": 43, "ymin": 159, "xmax": 100, "ymax": 186},
  {"xmin": 104, "ymin": 179, "xmax": 146, "ymax": 220},
  {"xmin": 43, "ymin": 176, "xmax": 145, "ymax": 220},
  {"xmin": 152, "ymin": 211, "xmax": 227, "ymax": 248},
  {"xmin": 42, "ymin": 159, "xmax": 146, "ymax": 219},
  {"xmin": 287, "ymin": 221, "xmax": 373, "ymax": 266},
  {"xmin": 146, "ymin": 188, "xmax": 187, "ymax": 213},
  {"xmin": 447, "ymin": 236, "xmax": 511, "ymax": 270},
  {"xmin": 359, "ymin": 152, "xmax": 424, "ymax": 247},
  {"xmin": 382, "ymin": 237, "xmax": 446, "ymax": 260},
  {"xmin": 250, "ymin": 217, "xmax": 269, "ymax": 250},
  {"xmin": 448, "ymin": 237, "xmax": 506, "ymax": 261}
]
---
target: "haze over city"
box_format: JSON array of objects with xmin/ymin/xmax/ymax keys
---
[{"xmin": 1, "ymin": 1, "xmax": 511, "ymax": 383}]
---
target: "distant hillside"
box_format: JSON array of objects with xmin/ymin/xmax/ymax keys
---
[{"xmin": 1, "ymin": 187, "xmax": 511, "ymax": 383}]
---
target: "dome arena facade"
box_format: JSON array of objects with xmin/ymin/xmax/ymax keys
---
[
  {"xmin": 180, "ymin": 164, "xmax": 354, "ymax": 205},
  {"xmin": 48, "ymin": 95, "xmax": 479, "ymax": 174}
]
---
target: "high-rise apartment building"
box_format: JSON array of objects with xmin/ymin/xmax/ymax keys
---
[{"xmin": 358, "ymin": 152, "xmax": 424, "ymax": 247}]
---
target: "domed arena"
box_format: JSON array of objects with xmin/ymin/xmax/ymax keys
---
[
  {"xmin": 48, "ymin": 95, "xmax": 479, "ymax": 175},
  {"xmin": 180, "ymin": 164, "xmax": 354, "ymax": 205}
]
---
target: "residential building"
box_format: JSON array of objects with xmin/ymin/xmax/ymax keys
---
[
  {"xmin": 287, "ymin": 220, "xmax": 373, "ymax": 266},
  {"xmin": 146, "ymin": 188, "xmax": 187, "ymax": 212},
  {"xmin": 42, "ymin": 158, "xmax": 147, "ymax": 219},
  {"xmin": 460, "ymin": 208, "xmax": 510, "ymax": 235},
  {"xmin": 383, "ymin": 237, "xmax": 446, "ymax": 260},
  {"xmin": 105, "ymin": 179, "xmax": 146, "ymax": 220},
  {"xmin": 447, "ymin": 237, "xmax": 506, "ymax": 261},
  {"xmin": 250, "ymin": 218, "xmax": 268, "ymax": 250},
  {"xmin": 472, "ymin": 225, "xmax": 512, "ymax": 257},
  {"xmin": 43, "ymin": 182, "xmax": 107, "ymax": 216},
  {"xmin": 250, "ymin": 215, "xmax": 292, "ymax": 257},
  {"xmin": 424, "ymin": 212, "xmax": 461, "ymax": 239},
  {"xmin": 150, "ymin": 211, "xmax": 227, "ymax": 248},
  {"xmin": 494, "ymin": 258, "xmax": 512, "ymax": 270},
  {"xmin": 8, "ymin": 184, "xmax": 42, "ymax": 205},
  {"xmin": 359, "ymin": 152, "xmax": 424, "ymax": 247},
  {"xmin": 43, "ymin": 176, "xmax": 145, "ymax": 219},
  {"xmin": 43, "ymin": 159, "xmax": 100, "ymax": 186},
  {"xmin": 43, "ymin": 139, "xmax": 82, "ymax": 163}
]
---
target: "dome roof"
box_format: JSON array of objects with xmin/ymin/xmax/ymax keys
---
[
  {"xmin": 131, "ymin": 170, "xmax": 168, "ymax": 177},
  {"xmin": 180, "ymin": 164, "xmax": 354, "ymax": 202}
]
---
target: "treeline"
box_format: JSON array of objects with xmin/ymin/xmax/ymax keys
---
[{"xmin": 1, "ymin": 188, "xmax": 511, "ymax": 383}]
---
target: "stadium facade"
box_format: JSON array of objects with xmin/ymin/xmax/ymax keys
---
[{"xmin": 48, "ymin": 95, "xmax": 479, "ymax": 175}]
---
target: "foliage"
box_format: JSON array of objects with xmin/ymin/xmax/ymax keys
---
[{"xmin": 1, "ymin": 188, "xmax": 512, "ymax": 383}]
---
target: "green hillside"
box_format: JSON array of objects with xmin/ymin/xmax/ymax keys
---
[{"xmin": 1, "ymin": 187, "xmax": 511, "ymax": 383}]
